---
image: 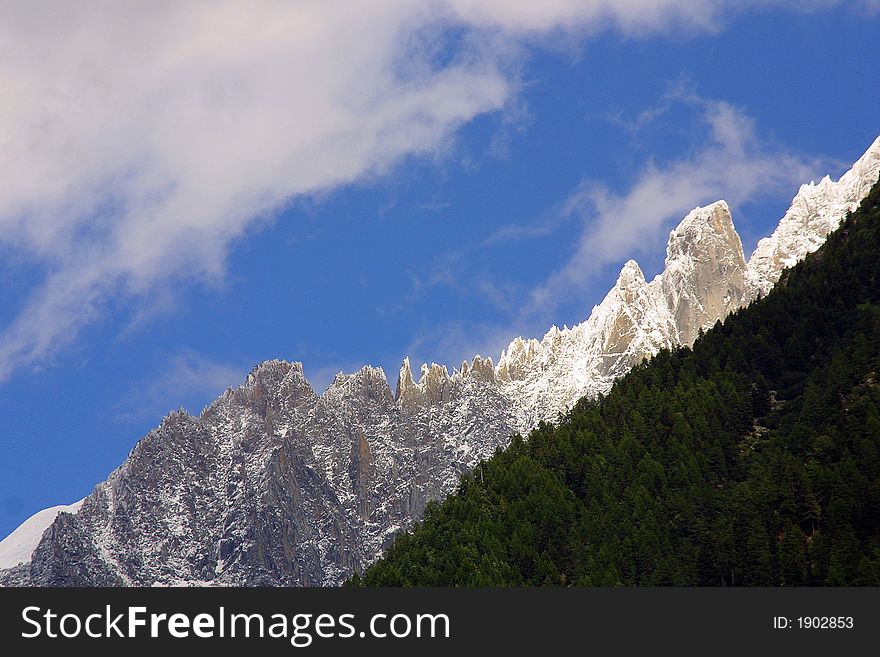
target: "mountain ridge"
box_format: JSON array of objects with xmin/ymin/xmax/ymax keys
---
[
  {"xmin": 2, "ymin": 135, "xmax": 878, "ymax": 587},
  {"xmin": 357, "ymin": 171, "xmax": 880, "ymax": 586}
]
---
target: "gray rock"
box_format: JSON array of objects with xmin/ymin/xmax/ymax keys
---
[{"xmin": 3, "ymin": 137, "xmax": 877, "ymax": 587}]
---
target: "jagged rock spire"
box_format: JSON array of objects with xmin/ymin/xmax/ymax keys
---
[{"xmin": 5, "ymin": 136, "xmax": 878, "ymax": 589}]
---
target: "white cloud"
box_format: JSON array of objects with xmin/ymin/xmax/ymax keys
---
[
  {"xmin": 112, "ymin": 350, "xmax": 247, "ymax": 425},
  {"xmin": 0, "ymin": 1, "xmax": 852, "ymax": 380},
  {"xmin": 520, "ymin": 95, "xmax": 825, "ymax": 318},
  {"xmin": 444, "ymin": 0, "xmax": 721, "ymax": 34}
]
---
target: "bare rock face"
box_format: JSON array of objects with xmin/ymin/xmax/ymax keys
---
[
  {"xmin": 3, "ymin": 137, "xmax": 878, "ymax": 588},
  {"xmin": 591, "ymin": 261, "xmax": 674, "ymax": 375},
  {"xmin": 661, "ymin": 201, "xmax": 752, "ymax": 346}
]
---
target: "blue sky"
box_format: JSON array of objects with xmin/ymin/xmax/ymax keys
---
[{"xmin": 0, "ymin": 2, "xmax": 878, "ymax": 539}]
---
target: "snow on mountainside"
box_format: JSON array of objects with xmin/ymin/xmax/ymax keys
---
[
  {"xmin": 496, "ymin": 200, "xmax": 754, "ymax": 424},
  {"xmin": 2, "ymin": 136, "xmax": 878, "ymax": 587},
  {"xmin": 0, "ymin": 500, "xmax": 83, "ymax": 570},
  {"xmin": 749, "ymin": 136, "xmax": 880, "ymax": 295}
]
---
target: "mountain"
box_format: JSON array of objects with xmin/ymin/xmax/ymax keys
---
[
  {"xmin": 357, "ymin": 173, "xmax": 880, "ymax": 586},
  {"xmin": 749, "ymin": 139, "xmax": 880, "ymax": 295},
  {"xmin": 2, "ymin": 136, "xmax": 878, "ymax": 587},
  {"xmin": 495, "ymin": 199, "xmax": 754, "ymax": 424},
  {"xmin": 0, "ymin": 500, "xmax": 83, "ymax": 571}
]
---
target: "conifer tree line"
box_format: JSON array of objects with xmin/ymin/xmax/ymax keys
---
[{"xmin": 353, "ymin": 176, "xmax": 880, "ymax": 587}]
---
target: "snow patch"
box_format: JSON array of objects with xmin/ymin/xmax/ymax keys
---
[{"xmin": 0, "ymin": 500, "xmax": 84, "ymax": 569}]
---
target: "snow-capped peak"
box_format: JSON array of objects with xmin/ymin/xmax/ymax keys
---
[
  {"xmin": 666, "ymin": 201, "xmax": 733, "ymax": 253},
  {"xmin": 0, "ymin": 500, "xmax": 84, "ymax": 570},
  {"xmin": 616, "ymin": 259, "xmax": 647, "ymax": 296},
  {"xmin": 660, "ymin": 200, "xmax": 750, "ymax": 345},
  {"xmin": 749, "ymin": 136, "xmax": 880, "ymax": 295},
  {"xmin": 5, "ymin": 136, "xmax": 878, "ymax": 588}
]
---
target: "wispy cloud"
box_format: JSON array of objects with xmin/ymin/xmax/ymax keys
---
[
  {"xmin": 304, "ymin": 360, "xmax": 384, "ymax": 396},
  {"xmin": 403, "ymin": 318, "xmax": 530, "ymax": 376},
  {"xmin": 483, "ymin": 199, "xmax": 577, "ymax": 245},
  {"xmin": 404, "ymin": 86, "xmax": 840, "ymax": 368},
  {"xmin": 402, "ymin": 95, "xmax": 838, "ymax": 375},
  {"xmin": 517, "ymin": 94, "xmax": 827, "ymax": 319},
  {"xmin": 0, "ymin": 1, "xmax": 857, "ymax": 381},
  {"xmin": 112, "ymin": 351, "xmax": 247, "ymax": 425},
  {"xmin": 405, "ymin": 249, "xmax": 520, "ymax": 317}
]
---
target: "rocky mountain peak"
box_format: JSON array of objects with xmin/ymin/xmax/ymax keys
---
[
  {"xmin": 396, "ymin": 359, "xmax": 456, "ymax": 409},
  {"xmin": 460, "ymin": 354, "xmax": 496, "ymax": 384},
  {"xmin": 614, "ymin": 259, "xmax": 648, "ymax": 303},
  {"xmin": 660, "ymin": 201, "xmax": 750, "ymax": 345},
  {"xmin": 749, "ymin": 136, "xmax": 880, "ymax": 295},
  {"xmin": 496, "ymin": 336, "xmax": 542, "ymax": 382},
  {"xmin": 244, "ymin": 358, "xmax": 300, "ymax": 384},
  {"xmin": 326, "ymin": 366, "xmax": 392, "ymax": 404},
  {"xmin": 235, "ymin": 359, "xmax": 315, "ymax": 414},
  {"xmin": 665, "ymin": 201, "xmax": 734, "ymax": 255},
  {"xmin": 663, "ymin": 201, "xmax": 745, "ymax": 277},
  {"xmin": 5, "ymin": 136, "xmax": 878, "ymax": 589},
  {"xmin": 395, "ymin": 356, "xmax": 417, "ymax": 403}
]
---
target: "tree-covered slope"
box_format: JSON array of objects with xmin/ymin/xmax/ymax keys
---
[{"xmin": 355, "ymin": 176, "xmax": 880, "ymax": 587}]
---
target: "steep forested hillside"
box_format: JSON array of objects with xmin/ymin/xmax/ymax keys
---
[{"xmin": 355, "ymin": 176, "xmax": 880, "ymax": 587}]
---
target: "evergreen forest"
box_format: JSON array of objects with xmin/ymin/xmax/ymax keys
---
[{"xmin": 354, "ymin": 177, "xmax": 880, "ymax": 586}]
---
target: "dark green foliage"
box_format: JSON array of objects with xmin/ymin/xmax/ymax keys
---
[{"xmin": 354, "ymin": 177, "xmax": 880, "ymax": 587}]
